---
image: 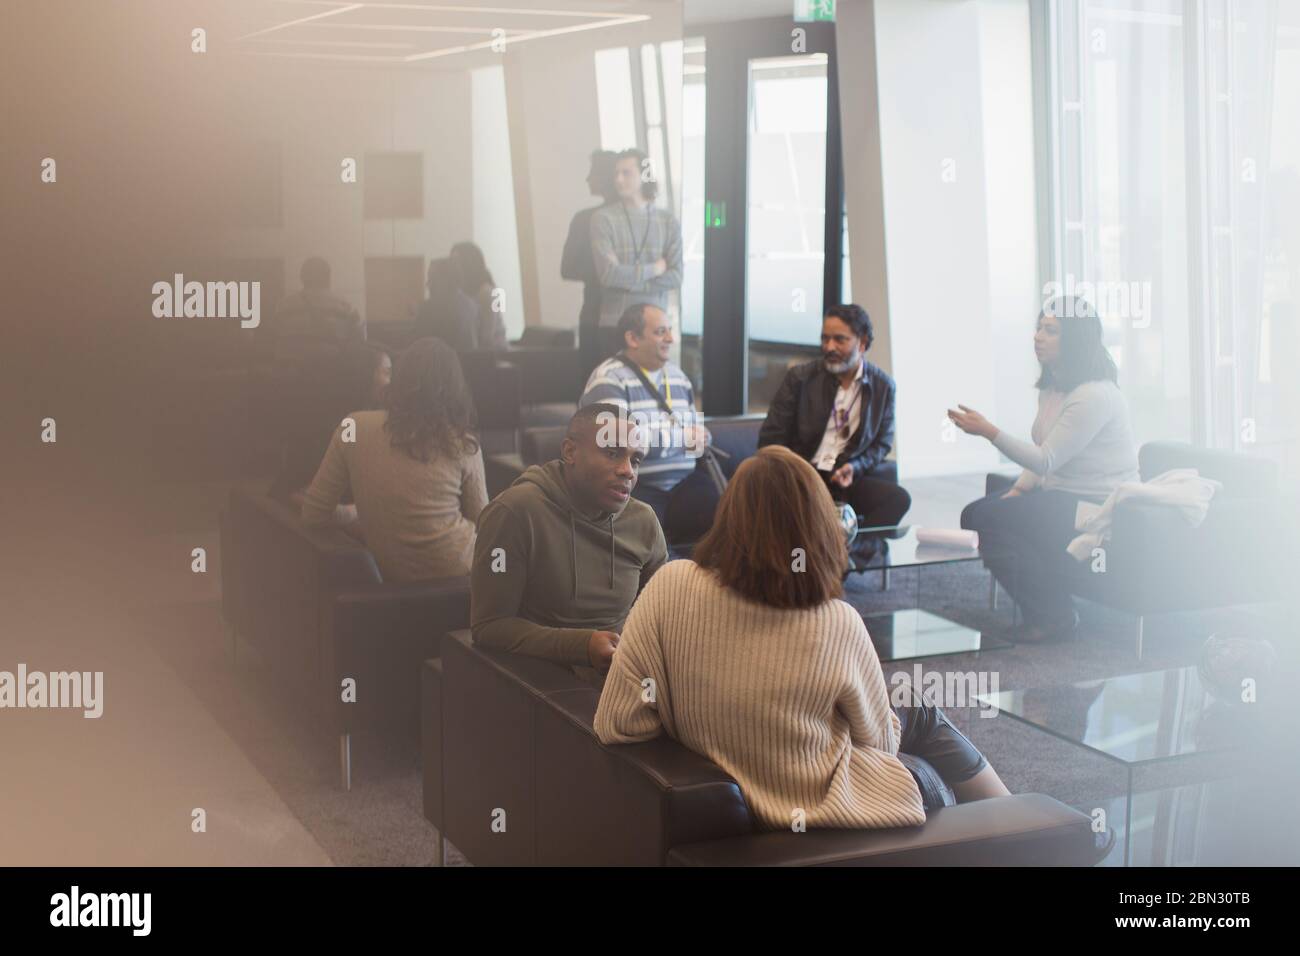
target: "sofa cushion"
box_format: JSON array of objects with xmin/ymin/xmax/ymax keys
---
[{"xmin": 666, "ymin": 793, "xmax": 1099, "ymax": 867}]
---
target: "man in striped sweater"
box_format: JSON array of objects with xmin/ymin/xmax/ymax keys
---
[{"xmin": 579, "ymin": 303, "xmax": 713, "ymax": 544}]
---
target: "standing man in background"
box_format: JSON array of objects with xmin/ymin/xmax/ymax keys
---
[
  {"xmin": 562, "ymin": 150, "xmax": 618, "ymax": 393},
  {"xmin": 590, "ymin": 148, "xmax": 682, "ymax": 364}
]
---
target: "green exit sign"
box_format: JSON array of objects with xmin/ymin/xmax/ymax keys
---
[
  {"xmin": 705, "ymin": 200, "xmax": 727, "ymax": 229},
  {"xmin": 794, "ymin": 0, "xmax": 835, "ymax": 22}
]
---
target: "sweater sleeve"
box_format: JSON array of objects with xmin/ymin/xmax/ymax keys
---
[
  {"xmin": 992, "ymin": 383, "xmax": 1116, "ymax": 478},
  {"xmin": 840, "ymin": 613, "xmax": 904, "ymax": 757},
  {"xmin": 646, "ymin": 212, "xmax": 682, "ymax": 291},
  {"xmin": 300, "ymin": 422, "xmax": 350, "ymax": 528},
  {"xmin": 460, "ymin": 448, "xmax": 488, "ymax": 523},
  {"xmin": 591, "ymin": 209, "xmax": 651, "ymax": 292},
  {"xmin": 470, "ymin": 500, "xmax": 594, "ymax": 666},
  {"xmin": 594, "ymin": 569, "xmax": 667, "ymax": 744}
]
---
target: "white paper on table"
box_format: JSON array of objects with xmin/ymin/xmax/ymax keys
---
[{"xmin": 915, "ymin": 527, "xmax": 979, "ymax": 550}]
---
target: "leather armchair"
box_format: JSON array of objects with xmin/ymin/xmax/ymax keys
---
[
  {"xmin": 984, "ymin": 441, "xmax": 1293, "ymax": 657},
  {"xmin": 221, "ymin": 490, "xmax": 470, "ymax": 789},
  {"xmin": 423, "ymin": 630, "xmax": 1102, "ymax": 866}
]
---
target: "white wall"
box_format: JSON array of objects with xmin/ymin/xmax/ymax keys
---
[
  {"xmin": 505, "ymin": 44, "xmax": 602, "ymax": 330},
  {"xmin": 978, "ymin": 0, "xmax": 1041, "ymax": 460},
  {"xmin": 838, "ymin": 0, "xmax": 1039, "ymax": 478},
  {"xmin": 875, "ymin": 0, "xmax": 1000, "ymax": 477},
  {"xmin": 215, "ymin": 62, "xmax": 473, "ymax": 325}
]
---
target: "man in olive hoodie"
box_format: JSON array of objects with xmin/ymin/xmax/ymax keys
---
[{"xmin": 471, "ymin": 403, "xmax": 668, "ymax": 671}]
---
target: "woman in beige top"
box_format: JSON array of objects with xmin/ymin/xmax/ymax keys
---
[
  {"xmin": 301, "ymin": 337, "xmax": 488, "ymax": 582},
  {"xmin": 595, "ymin": 445, "xmax": 1009, "ymax": 830}
]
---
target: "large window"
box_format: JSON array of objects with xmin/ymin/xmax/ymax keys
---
[
  {"xmin": 1046, "ymin": 0, "xmax": 1192, "ymax": 446},
  {"xmin": 680, "ymin": 41, "xmax": 706, "ymax": 339},
  {"xmin": 594, "ymin": 47, "xmax": 637, "ymax": 153},
  {"xmin": 470, "ymin": 65, "xmax": 524, "ymax": 340},
  {"xmin": 1045, "ymin": 0, "xmax": 1299, "ymax": 473},
  {"xmin": 744, "ymin": 53, "xmax": 829, "ymax": 346}
]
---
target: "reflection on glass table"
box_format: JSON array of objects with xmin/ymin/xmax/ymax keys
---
[
  {"xmin": 847, "ymin": 525, "xmax": 1015, "ymax": 663},
  {"xmin": 979, "ymin": 666, "xmax": 1257, "ymax": 865}
]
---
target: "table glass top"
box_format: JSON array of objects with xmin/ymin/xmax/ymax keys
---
[
  {"xmin": 847, "ymin": 524, "xmax": 1005, "ymax": 572},
  {"xmin": 977, "ymin": 666, "xmax": 1245, "ymax": 765}
]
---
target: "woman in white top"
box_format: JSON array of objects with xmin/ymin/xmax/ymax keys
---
[
  {"xmin": 594, "ymin": 445, "xmax": 1009, "ymax": 830},
  {"xmin": 950, "ymin": 297, "xmax": 1139, "ymax": 642}
]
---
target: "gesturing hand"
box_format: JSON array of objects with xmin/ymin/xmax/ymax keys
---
[
  {"xmin": 830, "ymin": 463, "xmax": 854, "ymax": 488},
  {"xmin": 947, "ymin": 404, "xmax": 999, "ymax": 441}
]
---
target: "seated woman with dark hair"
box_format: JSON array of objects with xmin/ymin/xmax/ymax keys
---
[
  {"xmin": 415, "ymin": 258, "xmax": 479, "ymax": 353},
  {"xmin": 594, "ymin": 444, "xmax": 1008, "ymax": 830},
  {"xmin": 450, "ymin": 241, "xmax": 508, "ymax": 351},
  {"xmin": 951, "ymin": 297, "xmax": 1139, "ymax": 642},
  {"xmin": 301, "ymin": 337, "xmax": 487, "ymax": 582}
]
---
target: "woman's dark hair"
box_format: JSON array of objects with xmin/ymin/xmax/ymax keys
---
[
  {"xmin": 825, "ymin": 303, "xmax": 873, "ymax": 348},
  {"xmin": 383, "ymin": 337, "xmax": 479, "ymax": 462},
  {"xmin": 692, "ymin": 446, "xmax": 845, "ymax": 609},
  {"xmin": 617, "ymin": 148, "xmax": 658, "ymax": 202},
  {"xmin": 426, "ymin": 257, "xmax": 459, "ymax": 300},
  {"xmin": 1035, "ymin": 296, "xmax": 1119, "ymax": 392},
  {"xmin": 450, "ymin": 242, "xmax": 494, "ymax": 297}
]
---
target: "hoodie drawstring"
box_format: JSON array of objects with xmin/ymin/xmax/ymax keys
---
[
  {"xmin": 569, "ymin": 513, "xmax": 578, "ymax": 599},
  {"xmin": 568, "ymin": 511, "xmax": 617, "ymax": 595}
]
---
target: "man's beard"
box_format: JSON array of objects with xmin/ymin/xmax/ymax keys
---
[{"xmin": 824, "ymin": 352, "xmax": 862, "ymax": 375}]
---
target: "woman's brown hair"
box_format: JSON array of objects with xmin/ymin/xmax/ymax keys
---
[
  {"xmin": 383, "ymin": 337, "xmax": 479, "ymax": 463},
  {"xmin": 692, "ymin": 445, "xmax": 846, "ymax": 609}
]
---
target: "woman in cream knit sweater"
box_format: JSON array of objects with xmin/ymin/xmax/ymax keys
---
[{"xmin": 594, "ymin": 445, "xmax": 1009, "ymax": 830}]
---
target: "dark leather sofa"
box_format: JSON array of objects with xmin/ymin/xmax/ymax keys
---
[
  {"xmin": 220, "ymin": 489, "xmax": 470, "ymax": 788},
  {"xmin": 985, "ymin": 441, "xmax": 1292, "ymax": 657},
  {"xmin": 422, "ymin": 630, "xmax": 1102, "ymax": 866}
]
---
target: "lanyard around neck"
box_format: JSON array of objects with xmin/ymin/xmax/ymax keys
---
[{"xmin": 621, "ymin": 203, "xmax": 652, "ymax": 263}]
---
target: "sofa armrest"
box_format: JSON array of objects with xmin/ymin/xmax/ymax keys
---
[
  {"xmin": 534, "ymin": 689, "xmax": 753, "ymax": 866},
  {"xmin": 985, "ymin": 472, "xmax": 1016, "ymax": 497},
  {"xmin": 1089, "ymin": 495, "xmax": 1289, "ymax": 610},
  {"xmin": 324, "ymin": 579, "xmax": 470, "ymax": 735},
  {"xmin": 439, "ymin": 631, "xmax": 593, "ymax": 865},
  {"xmin": 667, "ymin": 793, "xmax": 1099, "ymax": 867}
]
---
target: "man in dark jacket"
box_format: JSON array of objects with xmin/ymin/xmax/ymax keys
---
[{"xmin": 758, "ymin": 304, "xmax": 911, "ymax": 529}]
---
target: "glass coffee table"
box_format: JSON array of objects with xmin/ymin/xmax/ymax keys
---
[
  {"xmin": 977, "ymin": 666, "xmax": 1250, "ymax": 865},
  {"xmin": 845, "ymin": 525, "xmax": 1015, "ymax": 662}
]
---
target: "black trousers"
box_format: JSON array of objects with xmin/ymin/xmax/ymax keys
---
[
  {"xmin": 577, "ymin": 288, "xmax": 603, "ymax": 397},
  {"xmin": 632, "ymin": 467, "xmax": 721, "ymax": 546},
  {"xmin": 960, "ymin": 488, "xmax": 1088, "ymax": 629},
  {"xmin": 822, "ymin": 465, "xmax": 912, "ymax": 529}
]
